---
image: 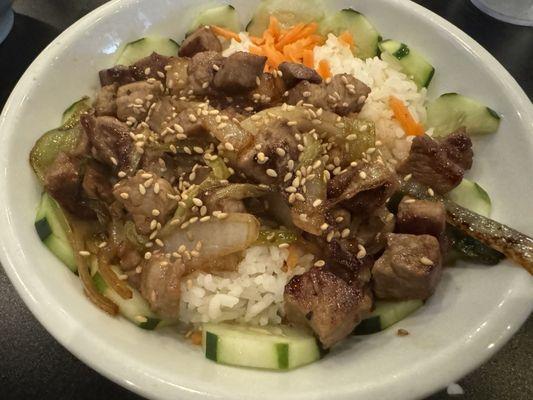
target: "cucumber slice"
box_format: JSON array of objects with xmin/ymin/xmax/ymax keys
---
[
  {"xmin": 353, "ymin": 300, "xmax": 423, "ymax": 335},
  {"xmin": 61, "ymin": 97, "xmax": 91, "ymax": 127},
  {"xmin": 189, "ymin": 5, "xmax": 240, "ymax": 33},
  {"xmin": 447, "ymin": 179, "xmax": 491, "ymax": 217},
  {"xmin": 202, "ymin": 323, "xmax": 321, "ymax": 370},
  {"xmin": 35, "ymin": 193, "xmax": 76, "ymax": 272},
  {"xmin": 426, "ymin": 93, "xmax": 501, "ymax": 137},
  {"xmin": 116, "ymin": 36, "xmax": 179, "ymax": 66},
  {"xmin": 320, "ymin": 9, "xmax": 381, "ymax": 59},
  {"xmin": 93, "ymin": 266, "xmax": 171, "ymax": 330},
  {"xmin": 379, "ymin": 40, "xmax": 434, "ymax": 88},
  {"xmin": 246, "ymin": 0, "xmax": 326, "ymax": 36}
]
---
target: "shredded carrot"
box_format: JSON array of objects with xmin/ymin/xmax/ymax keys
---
[
  {"xmin": 211, "ymin": 25, "xmax": 241, "ymax": 42},
  {"xmin": 389, "ymin": 96, "xmax": 425, "ymax": 136},
  {"xmin": 338, "ymin": 31, "xmax": 354, "ymax": 48},
  {"xmin": 250, "ymin": 36, "xmax": 265, "ymax": 46},
  {"xmin": 303, "ymin": 50, "xmax": 314, "ymax": 68},
  {"xmin": 267, "ymin": 16, "xmax": 282, "ymax": 40},
  {"xmin": 317, "ymin": 59, "xmax": 331, "ymax": 79}
]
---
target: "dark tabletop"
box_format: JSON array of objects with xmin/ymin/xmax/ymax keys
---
[{"xmin": 0, "ymin": 1, "xmax": 531, "ymax": 399}]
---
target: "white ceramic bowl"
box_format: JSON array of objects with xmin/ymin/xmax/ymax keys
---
[{"xmin": 1, "ymin": 0, "xmax": 532, "ymax": 399}]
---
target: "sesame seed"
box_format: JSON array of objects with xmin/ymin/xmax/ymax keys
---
[
  {"xmin": 285, "ymin": 186, "xmax": 297, "ymax": 193},
  {"xmin": 144, "ymin": 67, "xmax": 151, "ymax": 75},
  {"xmin": 404, "ymin": 174, "xmax": 412, "ymax": 181},
  {"xmin": 224, "ymin": 142, "xmax": 234, "ymax": 151},
  {"xmin": 139, "ymin": 184, "xmax": 146, "ymax": 195},
  {"xmin": 404, "ymin": 198, "xmax": 416, "ymax": 204},
  {"xmin": 192, "ymin": 198, "xmax": 203, "ymax": 207},
  {"xmin": 283, "ymin": 172, "xmax": 293, "ymax": 182},
  {"xmin": 216, "ymin": 212, "xmax": 228, "ymax": 220},
  {"xmin": 188, "ymin": 114, "xmax": 197, "ymax": 122},
  {"xmin": 144, "ymin": 252, "xmax": 152, "ymax": 260},
  {"xmin": 420, "ymin": 256, "xmax": 434, "ymax": 266},
  {"xmin": 119, "ymin": 192, "xmax": 129, "ymax": 199},
  {"xmin": 295, "ymin": 193, "xmax": 305, "ymax": 202},
  {"xmin": 341, "ymin": 228, "xmax": 350, "ymax": 238},
  {"xmin": 359, "ymin": 171, "xmax": 367, "ymax": 179},
  {"xmin": 118, "ymin": 171, "xmax": 126, "ymax": 178},
  {"xmin": 266, "ymin": 169, "xmax": 278, "ymax": 178},
  {"xmin": 428, "ymin": 188, "xmax": 435, "ymax": 196},
  {"xmin": 78, "ymin": 250, "xmax": 90, "ymax": 257},
  {"xmin": 356, "ymin": 244, "xmax": 367, "ymax": 259},
  {"xmin": 200, "ymin": 216, "xmax": 210, "ymax": 222},
  {"xmin": 189, "ymin": 216, "xmax": 199, "ymax": 224},
  {"xmin": 155, "ymin": 239, "xmax": 164, "ymax": 247},
  {"xmin": 276, "ymin": 147, "xmax": 286, "ymax": 157},
  {"xmin": 335, "ymin": 216, "xmax": 344, "ymax": 223},
  {"xmin": 278, "ymin": 243, "xmax": 290, "ymax": 249},
  {"xmin": 326, "ymin": 231, "xmax": 334, "ymax": 242},
  {"xmin": 346, "ymin": 134, "xmax": 358, "ymax": 141},
  {"xmin": 212, "ymin": 64, "xmax": 220, "ymax": 71},
  {"xmin": 312, "ymin": 199, "xmax": 323, "ymax": 207},
  {"xmin": 154, "ymin": 182, "xmax": 160, "ymax": 194},
  {"xmin": 110, "ymin": 156, "xmax": 118, "ymax": 166},
  {"xmin": 314, "ymin": 260, "xmax": 325, "ymax": 267},
  {"xmin": 287, "ymin": 120, "xmax": 298, "ymax": 126},
  {"xmin": 143, "ymin": 178, "xmax": 153, "ymax": 188}
]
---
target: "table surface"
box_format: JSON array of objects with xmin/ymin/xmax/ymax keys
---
[{"xmin": 0, "ymin": 1, "xmax": 532, "ymax": 399}]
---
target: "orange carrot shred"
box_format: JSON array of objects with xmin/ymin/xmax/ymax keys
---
[
  {"xmin": 268, "ymin": 16, "xmax": 282, "ymax": 39},
  {"xmin": 250, "ymin": 36, "xmax": 265, "ymax": 45},
  {"xmin": 211, "ymin": 25, "xmax": 241, "ymax": 42},
  {"xmin": 389, "ymin": 96, "xmax": 425, "ymax": 136},
  {"xmin": 303, "ymin": 50, "xmax": 314, "ymax": 68},
  {"xmin": 338, "ymin": 31, "xmax": 354, "ymax": 47},
  {"xmin": 317, "ymin": 59, "xmax": 331, "ymax": 79}
]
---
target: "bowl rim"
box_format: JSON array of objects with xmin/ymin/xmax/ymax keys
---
[{"xmin": 0, "ymin": 0, "xmax": 532, "ymax": 399}]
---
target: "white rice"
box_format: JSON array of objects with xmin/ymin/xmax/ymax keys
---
[
  {"xmin": 180, "ymin": 246, "xmax": 314, "ymax": 326},
  {"xmin": 181, "ymin": 31, "xmax": 429, "ymax": 326}
]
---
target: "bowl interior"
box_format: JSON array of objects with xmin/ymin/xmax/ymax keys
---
[{"xmin": 0, "ymin": 0, "xmax": 532, "ymax": 399}]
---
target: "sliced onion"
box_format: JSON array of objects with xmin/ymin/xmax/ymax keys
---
[
  {"xmin": 97, "ymin": 249, "xmax": 133, "ymax": 300},
  {"xmin": 161, "ymin": 213, "xmax": 260, "ymax": 269}
]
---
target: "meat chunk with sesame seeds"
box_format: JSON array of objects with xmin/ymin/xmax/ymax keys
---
[
  {"xmin": 116, "ymin": 80, "xmax": 163, "ymax": 122},
  {"xmin": 140, "ymin": 253, "xmax": 185, "ymax": 319},
  {"xmin": 165, "ymin": 57, "xmax": 190, "ymax": 95},
  {"xmin": 187, "ymin": 51, "xmax": 224, "ymax": 96},
  {"xmin": 44, "ymin": 152, "xmax": 95, "ymax": 219},
  {"xmin": 179, "ymin": 27, "xmax": 222, "ymax": 57},
  {"xmin": 99, "ymin": 65, "xmax": 137, "ymax": 87},
  {"xmin": 112, "ymin": 170, "xmax": 178, "ymax": 235},
  {"xmin": 236, "ymin": 121, "xmax": 300, "ymax": 184},
  {"xmin": 247, "ymin": 73, "xmax": 286, "ymax": 109},
  {"xmin": 213, "ymin": 52, "xmax": 267, "ymax": 93},
  {"xmin": 278, "ymin": 61, "xmax": 322, "ymax": 87},
  {"xmin": 81, "ymin": 161, "xmax": 114, "ymax": 204},
  {"xmin": 287, "ymin": 73, "xmax": 370, "ymax": 116},
  {"xmin": 396, "ymin": 196, "xmax": 446, "ymax": 239},
  {"xmin": 131, "ymin": 52, "xmax": 171, "ymax": 82},
  {"xmin": 397, "ymin": 131, "xmax": 473, "ymax": 194},
  {"xmin": 284, "ymin": 240, "xmax": 373, "ymax": 348},
  {"xmin": 94, "ymin": 83, "xmax": 118, "ymax": 116},
  {"xmin": 372, "ymin": 233, "xmax": 442, "ymax": 300},
  {"xmin": 80, "ymin": 112, "xmax": 136, "ymax": 171},
  {"xmin": 328, "ymin": 162, "xmax": 399, "ymax": 215}
]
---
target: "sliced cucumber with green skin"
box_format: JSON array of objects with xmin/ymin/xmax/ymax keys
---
[
  {"xmin": 353, "ymin": 300, "xmax": 423, "ymax": 335},
  {"xmin": 447, "ymin": 179, "xmax": 491, "ymax": 217},
  {"xmin": 246, "ymin": 0, "xmax": 326, "ymax": 36},
  {"xmin": 202, "ymin": 323, "xmax": 321, "ymax": 370},
  {"xmin": 320, "ymin": 9, "xmax": 381, "ymax": 59},
  {"xmin": 61, "ymin": 97, "xmax": 91, "ymax": 127},
  {"xmin": 426, "ymin": 93, "xmax": 501, "ymax": 137},
  {"xmin": 35, "ymin": 193, "xmax": 77, "ymax": 272},
  {"xmin": 379, "ymin": 40, "xmax": 434, "ymax": 88},
  {"xmin": 116, "ymin": 37, "xmax": 179, "ymax": 66},
  {"xmin": 189, "ymin": 5, "xmax": 240, "ymax": 33},
  {"xmin": 93, "ymin": 265, "xmax": 171, "ymax": 330}
]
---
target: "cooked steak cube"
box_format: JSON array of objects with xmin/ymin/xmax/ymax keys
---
[
  {"xmin": 94, "ymin": 84, "xmax": 118, "ymax": 116},
  {"xmin": 187, "ymin": 51, "xmax": 224, "ymax": 96},
  {"xmin": 213, "ymin": 52, "xmax": 267, "ymax": 93},
  {"xmin": 165, "ymin": 57, "xmax": 190, "ymax": 95},
  {"xmin": 178, "ymin": 27, "xmax": 222, "ymax": 57},
  {"xmin": 248, "ymin": 72, "xmax": 286, "ymax": 108},
  {"xmin": 132, "ymin": 52, "xmax": 171, "ymax": 82},
  {"xmin": 116, "ymin": 80, "xmax": 163, "ymax": 122},
  {"xmin": 372, "ymin": 233, "xmax": 442, "ymax": 300},
  {"xmin": 398, "ymin": 131, "xmax": 473, "ymax": 194},
  {"xmin": 396, "ymin": 196, "xmax": 446, "ymax": 238},
  {"xmin": 279, "ymin": 62, "xmax": 322, "ymax": 87},
  {"xmin": 287, "ymin": 80, "xmax": 328, "ymax": 109},
  {"xmin": 99, "ymin": 65, "xmax": 136, "ymax": 86},
  {"xmin": 82, "ymin": 161, "xmax": 113, "ymax": 203}
]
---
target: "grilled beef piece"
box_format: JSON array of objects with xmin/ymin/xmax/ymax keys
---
[
  {"xmin": 82, "ymin": 161, "xmax": 114, "ymax": 203},
  {"xmin": 165, "ymin": 57, "xmax": 190, "ymax": 95},
  {"xmin": 284, "ymin": 240, "xmax": 373, "ymax": 348},
  {"xmin": 179, "ymin": 27, "xmax": 222, "ymax": 57},
  {"xmin": 397, "ymin": 130, "xmax": 473, "ymax": 194},
  {"xmin": 112, "ymin": 170, "xmax": 177, "ymax": 235},
  {"xmin": 140, "ymin": 253, "xmax": 185, "ymax": 319},
  {"xmin": 372, "ymin": 233, "xmax": 442, "ymax": 300},
  {"xmin": 287, "ymin": 73, "xmax": 370, "ymax": 116},
  {"xmin": 187, "ymin": 51, "xmax": 224, "ymax": 96},
  {"xmin": 328, "ymin": 162, "xmax": 399, "ymax": 215},
  {"xmin": 80, "ymin": 112, "xmax": 135, "ymax": 172},
  {"xmin": 99, "ymin": 65, "xmax": 137, "ymax": 87},
  {"xmin": 278, "ymin": 62, "xmax": 322, "ymax": 87},
  {"xmin": 396, "ymin": 196, "xmax": 446, "ymax": 239},
  {"xmin": 132, "ymin": 52, "xmax": 172, "ymax": 82},
  {"xmin": 94, "ymin": 84, "xmax": 118, "ymax": 116},
  {"xmin": 247, "ymin": 73, "xmax": 286, "ymax": 109},
  {"xmin": 350, "ymin": 206, "xmax": 396, "ymax": 255},
  {"xmin": 116, "ymin": 80, "xmax": 164, "ymax": 122},
  {"xmin": 213, "ymin": 52, "xmax": 267, "ymax": 93},
  {"xmin": 44, "ymin": 152, "xmax": 94, "ymax": 218},
  {"xmin": 441, "ymin": 128, "xmax": 473, "ymax": 170}
]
